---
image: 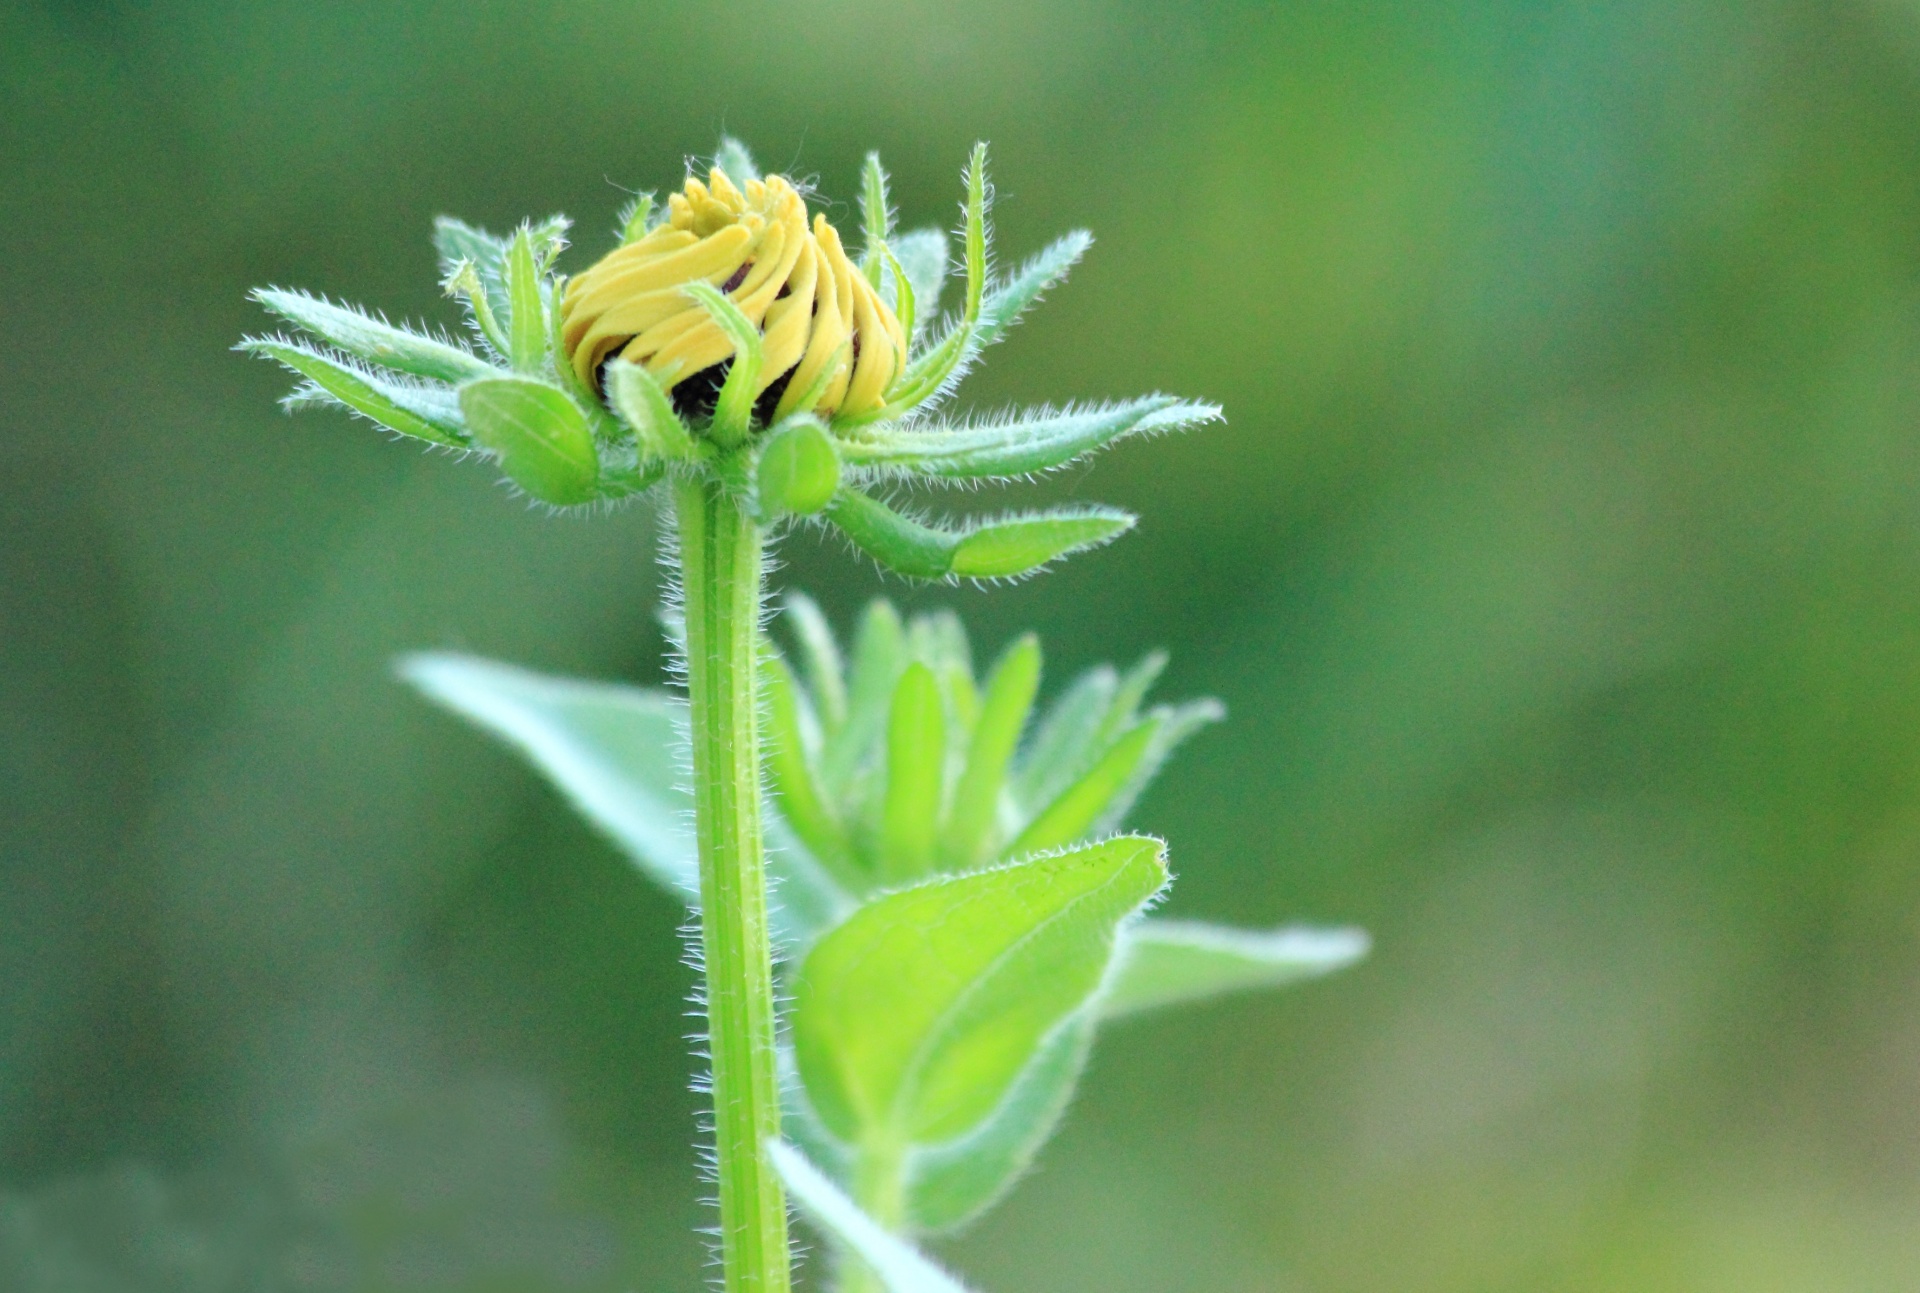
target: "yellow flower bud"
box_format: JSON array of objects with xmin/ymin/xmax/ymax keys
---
[{"xmin": 561, "ymin": 168, "xmax": 906, "ymax": 425}]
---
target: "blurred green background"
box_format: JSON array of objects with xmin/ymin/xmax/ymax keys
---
[{"xmin": 6, "ymin": 0, "xmax": 1920, "ymax": 1288}]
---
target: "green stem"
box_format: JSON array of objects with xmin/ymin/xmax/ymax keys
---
[{"xmin": 676, "ymin": 474, "xmax": 792, "ymax": 1293}]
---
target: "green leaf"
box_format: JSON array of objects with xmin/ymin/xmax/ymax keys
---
[
  {"xmin": 715, "ymin": 136, "xmax": 759, "ymax": 189},
  {"xmin": 770, "ymin": 1142, "xmax": 979, "ymax": 1293},
  {"xmin": 1085, "ymin": 697, "xmax": 1224, "ymax": 838},
  {"xmin": 885, "ymin": 147, "xmax": 990, "ymax": 412},
  {"xmin": 939, "ymin": 634, "xmax": 1040, "ymax": 871},
  {"xmin": 1006, "ymin": 719, "xmax": 1158, "ymax": 858},
  {"xmin": 757, "ymin": 416, "xmax": 841, "ymax": 516},
  {"xmin": 843, "ymin": 398, "xmax": 1219, "ymax": 480},
  {"xmin": 827, "ymin": 491, "xmax": 1135, "ymax": 581},
  {"xmin": 504, "ymin": 228, "xmax": 547, "ymax": 375},
  {"xmin": 904, "ymin": 1011, "xmax": 1093, "ymax": 1234},
  {"xmin": 1011, "ymin": 665, "xmax": 1116, "ymax": 815},
  {"xmin": 973, "ymin": 230, "xmax": 1091, "ymax": 349},
  {"xmin": 783, "ymin": 592, "xmax": 849, "ymax": 733},
  {"xmin": 616, "ymin": 192, "xmax": 656, "ymax": 244},
  {"xmin": 948, "ymin": 507, "xmax": 1135, "ymax": 579},
  {"xmin": 792, "ymin": 835, "xmax": 1167, "ymax": 1145},
  {"xmin": 251, "ymin": 288, "xmax": 498, "ymax": 384},
  {"xmin": 891, "ymin": 229, "xmax": 948, "ymax": 339},
  {"xmin": 399, "ymin": 653, "xmax": 697, "ymax": 899},
  {"xmin": 879, "ymin": 662, "xmax": 944, "ymax": 883},
  {"xmin": 604, "ymin": 358, "xmax": 695, "ymax": 459},
  {"xmin": 244, "ymin": 338, "xmax": 467, "ymax": 446},
  {"xmin": 459, "ymin": 377, "xmax": 600, "ymax": 505},
  {"xmin": 400, "ymin": 652, "xmax": 849, "ymax": 947},
  {"xmin": 763, "ymin": 652, "xmax": 857, "ymax": 890},
  {"xmin": 825, "ymin": 599, "xmax": 907, "ymax": 799},
  {"xmin": 1100, "ymin": 920, "xmax": 1370, "ymax": 1018}
]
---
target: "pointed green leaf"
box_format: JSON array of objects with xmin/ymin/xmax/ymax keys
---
[
  {"xmin": 770, "ymin": 1141, "xmax": 979, "ymax": 1293},
  {"xmin": 504, "ymin": 228, "xmax": 547, "ymax": 375},
  {"xmin": 757, "ymin": 416, "xmax": 841, "ymax": 516},
  {"xmin": 616, "ymin": 192, "xmax": 656, "ymax": 244},
  {"xmin": 605, "ymin": 357, "xmax": 695, "ymax": 459},
  {"xmin": 1085, "ymin": 697, "xmax": 1225, "ymax": 838},
  {"xmin": 1006, "ymin": 719, "xmax": 1158, "ymax": 858},
  {"xmin": 1011, "ymin": 664, "xmax": 1116, "ymax": 814},
  {"xmin": 905, "ymin": 1011, "xmax": 1093, "ymax": 1234},
  {"xmin": 1100, "ymin": 920, "xmax": 1370, "ymax": 1018},
  {"xmin": 891, "ymin": 228, "xmax": 948, "ymax": 339},
  {"xmin": 948, "ymin": 507, "xmax": 1135, "ymax": 579},
  {"xmin": 825, "ymin": 599, "xmax": 907, "ymax": 798},
  {"xmin": 784, "ymin": 592, "xmax": 849, "ymax": 733},
  {"xmin": 973, "ymin": 230, "xmax": 1091, "ymax": 349},
  {"xmin": 715, "ymin": 136, "xmax": 758, "ymax": 189},
  {"xmin": 793, "ymin": 836, "xmax": 1167, "ymax": 1144},
  {"xmin": 940, "ymin": 634, "xmax": 1040, "ymax": 871},
  {"xmin": 861, "ymin": 151, "xmax": 894, "ymax": 284},
  {"xmin": 763, "ymin": 652, "xmax": 858, "ymax": 891},
  {"xmin": 880, "ymin": 662, "xmax": 944, "ymax": 883},
  {"xmin": 251, "ymin": 288, "xmax": 497, "ymax": 383},
  {"xmin": 400, "ymin": 653, "xmax": 848, "ymax": 946},
  {"xmin": 400, "ymin": 653, "xmax": 698, "ymax": 899},
  {"xmin": 459, "ymin": 377, "xmax": 600, "ymax": 505},
  {"xmin": 244, "ymin": 338, "xmax": 467, "ymax": 446},
  {"xmin": 885, "ymin": 147, "xmax": 990, "ymax": 411},
  {"xmin": 842, "ymin": 398, "xmax": 1219, "ymax": 479}
]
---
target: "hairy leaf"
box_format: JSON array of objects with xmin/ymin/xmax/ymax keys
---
[
  {"xmin": 1101, "ymin": 920, "xmax": 1370, "ymax": 1018},
  {"xmin": 891, "ymin": 228, "xmax": 948, "ymax": 338},
  {"xmin": 880, "ymin": 662, "xmax": 944, "ymax": 883},
  {"xmin": 904, "ymin": 1010, "xmax": 1093, "ymax": 1233},
  {"xmin": 792, "ymin": 836, "xmax": 1167, "ymax": 1145},
  {"xmin": 939, "ymin": 633, "xmax": 1040, "ymax": 871},
  {"xmin": 245, "ymin": 339, "xmax": 467, "ymax": 446},
  {"xmin": 252, "ymin": 288, "xmax": 497, "ymax": 384},
  {"xmin": 827, "ymin": 490, "xmax": 1134, "ymax": 580},
  {"xmin": 843, "ymin": 397, "xmax": 1219, "ymax": 479}
]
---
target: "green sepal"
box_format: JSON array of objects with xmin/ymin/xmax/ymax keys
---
[
  {"xmin": 251, "ymin": 287, "xmax": 498, "ymax": 384},
  {"xmin": 441, "ymin": 259, "xmax": 510, "ymax": 357},
  {"xmin": 604, "ymin": 358, "xmax": 695, "ymax": 460},
  {"xmin": 826, "ymin": 490, "xmax": 1136, "ymax": 581},
  {"xmin": 843, "ymin": 397, "xmax": 1219, "ymax": 480},
  {"xmin": 756, "ymin": 416, "xmax": 841, "ymax": 517},
  {"xmin": 243, "ymin": 337, "xmax": 467, "ymax": 446},
  {"xmin": 504, "ymin": 228, "xmax": 547, "ymax": 375},
  {"xmin": 458, "ymin": 376, "xmax": 600, "ymax": 506},
  {"xmin": 879, "ymin": 662, "xmax": 945, "ymax": 883},
  {"xmin": 791, "ymin": 835, "xmax": 1167, "ymax": 1145},
  {"xmin": 883, "ymin": 147, "xmax": 989, "ymax": 413},
  {"xmin": 974, "ymin": 229, "xmax": 1091, "ymax": 350},
  {"xmin": 681, "ymin": 280, "xmax": 763, "ymax": 446},
  {"xmin": 1101, "ymin": 920, "xmax": 1370, "ymax": 1019},
  {"xmin": 616, "ymin": 192, "xmax": 656, "ymax": 244}
]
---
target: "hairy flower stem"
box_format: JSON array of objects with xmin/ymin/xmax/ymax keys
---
[{"xmin": 676, "ymin": 475, "xmax": 792, "ymax": 1293}]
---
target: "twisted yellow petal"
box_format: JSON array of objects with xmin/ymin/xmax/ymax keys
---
[{"xmin": 561, "ymin": 169, "xmax": 906, "ymax": 425}]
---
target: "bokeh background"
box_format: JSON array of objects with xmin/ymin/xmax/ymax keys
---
[{"xmin": 7, "ymin": 0, "xmax": 1920, "ymax": 1288}]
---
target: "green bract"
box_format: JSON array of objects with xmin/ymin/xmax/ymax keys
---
[{"xmin": 241, "ymin": 140, "xmax": 1220, "ymax": 583}]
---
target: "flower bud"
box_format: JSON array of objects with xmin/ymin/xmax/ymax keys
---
[{"xmin": 561, "ymin": 168, "xmax": 906, "ymax": 425}]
